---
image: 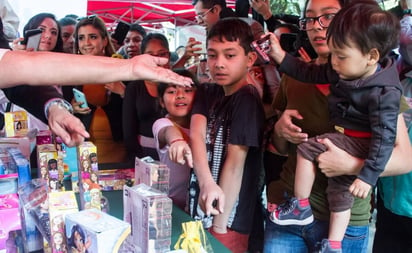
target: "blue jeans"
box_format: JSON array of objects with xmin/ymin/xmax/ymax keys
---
[{"xmin": 263, "ymin": 217, "xmax": 369, "ymax": 253}]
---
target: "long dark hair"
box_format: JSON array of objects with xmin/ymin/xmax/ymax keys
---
[{"xmin": 23, "ymin": 13, "xmax": 63, "ymax": 52}]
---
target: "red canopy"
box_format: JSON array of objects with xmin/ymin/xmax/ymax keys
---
[{"xmin": 87, "ymin": 0, "xmax": 236, "ymax": 29}]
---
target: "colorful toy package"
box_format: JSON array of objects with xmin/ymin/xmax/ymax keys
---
[
  {"xmin": 0, "ymin": 193, "xmax": 21, "ymax": 250},
  {"xmin": 65, "ymin": 209, "xmax": 130, "ymax": 253},
  {"xmin": 4, "ymin": 111, "xmax": 28, "ymax": 137},
  {"xmin": 135, "ymin": 157, "xmax": 169, "ymax": 194},
  {"xmin": 77, "ymin": 142, "xmax": 101, "ymax": 210},
  {"xmin": 48, "ymin": 191, "xmax": 78, "ymax": 253},
  {"xmin": 123, "ymin": 184, "xmax": 172, "ymax": 253}
]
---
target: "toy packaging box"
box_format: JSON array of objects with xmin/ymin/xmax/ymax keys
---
[
  {"xmin": 135, "ymin": 157, "xmax": 170, "ymax": 194},
  {"xmin": 48, "ymin": 191, "xmax": 78, "ymax": 253},
  {"xmin": 0, "ymin": 193, "xmax": 21, "ymax": 250},
  {"xmin": 77, "ymin": 142, "xmax": 101, "ymax": 210},
  {"xmin": 37, "ymin": 144, "xmax": 64, "ymax": 192},
  {"xmin": 4, "ymin": 111, "xmax": 28, "ymax": 137},
  {"xmin": 123, "ymin": 184, "xmax": 172, "ymax": 253},
  {"xmin": 0, "ymin": 128, "xmax": 37, "ymax": 160},
  {"xmin": 65, "ymin": 209, "xmax": 131, "ymax": 253}
]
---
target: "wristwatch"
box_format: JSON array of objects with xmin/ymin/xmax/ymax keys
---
[{"xmin": 44, "ymin": 98, "xmax": 74, "ymax": 119}]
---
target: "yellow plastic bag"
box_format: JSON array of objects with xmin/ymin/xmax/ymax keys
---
[{"xmin": 174, "ymin": 221, "xmax": 214, "ymax": 253}]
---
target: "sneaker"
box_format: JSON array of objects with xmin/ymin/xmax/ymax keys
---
[
  {"xmin": 317, "ymin": 239, "xmax": 342, "ymax": 253},
  {"xmin": 269, "ymin": 197, "xmax": 314, "ymax": 225}
]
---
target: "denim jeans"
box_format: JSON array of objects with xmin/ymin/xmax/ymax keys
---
[{"xmin": 263, "ymin": 217, "xmax": 369, "ymax": 253}]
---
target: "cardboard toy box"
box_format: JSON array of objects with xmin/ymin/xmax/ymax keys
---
[
  {"xmin": 135, "ymin": 157, "xmax": 170, "ymax": 194},
  {"xmin": 123, "ymin": 184, "xmax": 172, "ymax": 253},
  {"xmin": 0, "ymin": 193, "xmax": 21, "ymax": 250},
  {"xmin": 48, "ymin": 191, "xmax": 78, "ymax": 253},
  {"xmin": 4, "ymin": 111, "xmax": 28, "ymax": 137},
  {"xmin": 76, "ymin": 142, "xmax": 100, "ymax": 210},
  {"xmin": 37, "ymin": 144, "xmax": 64, "ymax": 192},
  {"xmin": 65, "ymin": 209, "xmax": 130, "ymax": 253}
]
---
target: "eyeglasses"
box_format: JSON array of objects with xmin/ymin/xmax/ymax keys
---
[
  {"xmin": 77, "ymin": 14, "xmax": 97, "ymax": 22},
  {"xmin": 299, "ymin": 13, "xmax": 336, "ymax": 31},
  {"xmin": 195, "ymin": 7, "xmax": 214, "ymax": 21}
]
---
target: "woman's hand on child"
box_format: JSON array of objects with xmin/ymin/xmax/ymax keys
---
[
  {"xmin": 316, "ymin": 138, "xmax": 363, "ymax": 177},
  {"xmin": 349, "ymin": 178, "xmax": 371, "ymax": 199}
]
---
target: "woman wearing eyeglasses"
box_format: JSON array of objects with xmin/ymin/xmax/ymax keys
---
[
  {"xmin": 122, "ymin": 33, "xmax": 173, "ymax": 161},
  {"xmin": 264, "ymin": 0, "xmax": 412, "ymax": 252},
  {"xmin": 67, "ymin": 15, "xmax": 127, "ymax": 163}
]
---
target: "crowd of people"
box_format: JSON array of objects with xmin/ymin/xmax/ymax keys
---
[{"xmin": 0, "ymin": 0, "xmax": 411, "ymax": 252}]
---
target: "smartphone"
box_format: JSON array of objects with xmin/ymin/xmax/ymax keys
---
[
  {"xmin": 111, "ymin": 21, "xmax": 129, "ymax": 45},
  {"xmin": 250, "ymin": 34, "xmax": 271, "ymax": 64},
  {"xmin": 72, "ymin": 88, "xmax": 89, "ymax": 108},
  {"xmin": 22, "ymin": 29, "xmax": 42, "ymax": 51}
]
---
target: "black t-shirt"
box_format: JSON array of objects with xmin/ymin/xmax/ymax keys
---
[{"xmin": 188, "ymin": 83, "xmax": 265, "ymax": 234}]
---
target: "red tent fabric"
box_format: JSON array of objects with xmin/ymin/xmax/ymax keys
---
[{"xmin": 87, "ymin": 0, "xmax": 236, "ymax": 29}]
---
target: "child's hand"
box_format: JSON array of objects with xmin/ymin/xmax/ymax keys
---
[
  {"xmin": 349, "ymin": 178, "xmax": 371, "ymax": 199},
  {"xmin": 199, "ymin": 180, "xmax": 225, "ymax": 216},
  {"xmin": 265, "ymin": 32, "xmax": 286, "ymax": 64},
  {"xmin": 169, "ymin": 139, "xmax": 193, "ymax": 168}
]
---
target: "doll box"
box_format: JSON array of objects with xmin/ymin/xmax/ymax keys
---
[
  {"xmin": 0, "ymin": 193, "xmax": 21, "ymax": 250},
  {"xmin": 65, "ymin": 209, "xmax": 130, "ymax": 253},
  {"xmin": 135, "ymin": 156, "xmax": 170, "ymax": 194},
  {"xmin": 4, "ymin": 111, "xmax": 28, "ymax": 137},
  {"xmin": 123, "ymin": 184, "xmax": 172, "ymax": 253}
]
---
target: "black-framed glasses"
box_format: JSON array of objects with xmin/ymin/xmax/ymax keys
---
[
  {"xmin": 299, "ymin": 13, "xmax": 336, "ymax": 31},
  {"xmin": 195, "ymin": 7, "xmax": 213, "ymax": 21}
]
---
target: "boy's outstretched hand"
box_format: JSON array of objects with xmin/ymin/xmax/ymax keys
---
[
  {"xmin": 199, "ymin": 180, "xmax": 225, "ymax": 216},
  {"xmin": 349, "ymin": 178, "xmax": 371, "ymax": 199}
]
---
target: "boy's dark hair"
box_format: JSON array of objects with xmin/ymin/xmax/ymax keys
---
[
  {"xmin": 59, "ymin": 17, "xmax": 77, "ymax": 27},
  {"xmin": 129, "ymin": 22, "xmax": 147, "ymax": 37},
  {"xmin": 206, "ymin": 18, "xmax": 254, "ymax": 54},
  {"xmin": 23, "ymin": 13, "xmax": 63, "ymax": 52},
  {"xmin": 141, "ymin": 33, "xmax": 169, "ymax": 54},
  {"xmin": 327, "ymin": 1, "xmax": 400, "ymax": 59},
  {"xmin": 157, "ymin": 68, "xmax": 199, "ymax": 98}
]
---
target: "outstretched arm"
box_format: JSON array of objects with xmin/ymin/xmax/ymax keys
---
[
  {"xmin": 190, "ymin": 114, "xmax": 225, "ymax": 216},
  {"xmin": 0, "ymin": 50, "xmax": 193, "ymax": 88}
]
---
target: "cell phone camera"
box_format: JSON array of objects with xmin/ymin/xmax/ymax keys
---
[{"xmin": 251, "ymin": 35, "xmax": 271, "ymax": 64}]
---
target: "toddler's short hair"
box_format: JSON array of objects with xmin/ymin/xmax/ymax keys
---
[{"xmin": 327, "ymin": 1, "xmax": 400, "ymax": 59}]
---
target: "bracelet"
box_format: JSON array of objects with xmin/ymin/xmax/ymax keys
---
[
  {"xmin": 44, "ymin": 98, "xmax": 74, "ymax": 119},
  {"xmin": 170, "ymin": 138, "xmax": 186, "ymax": 145}
]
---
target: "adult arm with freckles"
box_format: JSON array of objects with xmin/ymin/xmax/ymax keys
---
[{"xmin": 0, "ymin": 50, "xmax": 193, "ymax": 87}]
